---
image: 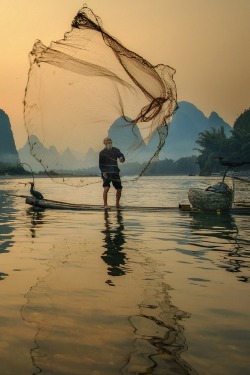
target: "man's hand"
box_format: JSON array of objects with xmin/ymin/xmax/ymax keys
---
[
  {"xmin": 103, "ymin": 172, "xmax": 108, "ymax": 179},
  {"xmin": 119, "ymin": 157, "xmax": 124, "ymax": 163}
]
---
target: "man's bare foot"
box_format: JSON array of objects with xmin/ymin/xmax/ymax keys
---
[
  {"xmin": 104, "ymin": 205, "xmax": 111, "ymax": 210},
  {"xmin": 116, "ymin": 205, "xmax": 124, "ymax": 209}
]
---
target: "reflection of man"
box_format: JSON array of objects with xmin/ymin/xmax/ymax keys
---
[
  {"xmin": 99, "ymin": 137, "xmax": 125, "ymax": 209},
  {"xmin": 101, "ymin": 211, "xmax": 127, "ymax": 278}
]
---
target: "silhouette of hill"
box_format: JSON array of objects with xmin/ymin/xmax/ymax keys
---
[
  {"xmin": 147, "ymin": 101, "xmax": 231, "ymax": 160},
  {"xmin": 18, "ymin": 135, "xmax": 85, "ymax": 172},
  {"xmin": 0, "ymin": 109, "xmax": 20, "ymax": 167},
  {"xmin": 108, "ymin": 117, "xmax": 149, "ymax": 163},
  {"xmin": 17, "ymin": 100, "xmax": 232, "ymax": 171},
  {"xmin": 108, "ymin": 101, "xmax": 231, "ymax": 161}
]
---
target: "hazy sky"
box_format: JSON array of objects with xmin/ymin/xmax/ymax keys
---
[{"xmin": 0, "ymin": 0, "xmax": 249, "ymax": 148}]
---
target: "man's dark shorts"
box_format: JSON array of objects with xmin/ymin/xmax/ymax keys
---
[{"xmin": 102, "ymin": 173, "xmax": 123, "ymax": 190}]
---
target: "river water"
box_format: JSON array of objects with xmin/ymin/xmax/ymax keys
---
[{"xmin": 0, "ymin": 176, "xmax": 249, "ymax": 375}]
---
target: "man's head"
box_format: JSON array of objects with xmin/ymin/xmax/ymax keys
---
[{"xmin": 103, "ymin": 137, "xmax": 112, "ymax": 150}]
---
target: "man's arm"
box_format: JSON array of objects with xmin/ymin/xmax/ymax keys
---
[
  {"xmin": 99, "ymin": 151, "xmax": 106, "ymax": 172},
  {"xmin": 115, "ymin": 148, "xmax": 125, "ymax": 163}
]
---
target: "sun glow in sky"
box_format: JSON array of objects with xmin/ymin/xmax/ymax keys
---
[{"xmin": 0, "ymin": 0, "xmax": 249, "ymax": 148}]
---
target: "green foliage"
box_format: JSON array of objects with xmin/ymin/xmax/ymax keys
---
[
  {"xmin": 0, "ymin": 163, "xmax": 27, "ymax": 175},
  {"xmin": 234, "ymin": 108, "xmax": 250, "ymax": 133},
  {"xmin": 142, "ymin": 155, "xmax": 199, "ymax": 176},
  {"xmin": 195, "ymin": 108, "xmax": 250, "ymax": 175},
  {"xmin": 231, "ymin": 108, "xmax": 250, "ymax": 160},
  {"xmin": 195, "ymin": 127, "xmax": 230, "ymax": 175}
]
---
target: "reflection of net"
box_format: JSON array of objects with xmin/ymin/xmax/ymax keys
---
[
  {"xmin": 24, "ymin": 5, "xmax": 177, "ymax": 186},
  {"xmin": 123, "ymin": 282, "xmax": 198, "ymax": 375}
]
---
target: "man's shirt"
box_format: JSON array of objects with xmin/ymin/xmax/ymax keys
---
[{"xmin": 99, "ymin": 147, "xmax": 125, "ymax": 173}]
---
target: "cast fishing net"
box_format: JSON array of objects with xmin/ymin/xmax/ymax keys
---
[{"xmin": 23, "ymin": 4, "xmax": 177, "ymax": 186}]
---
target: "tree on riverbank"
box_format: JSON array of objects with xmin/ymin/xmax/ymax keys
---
[
  {"xmin": 0, "ymin": 163, "xmax": 26, "ymax": 175},
  {"xmin": 230, "ymin": 108, "xmax": 250, "ymax": 160},
  {"xmin": 195, "ymin": 108, "xmax": 250, "ymax": 175},
  {"xmin": 0, "ymin": 155, "xmax": 200, "ymax": 177}
]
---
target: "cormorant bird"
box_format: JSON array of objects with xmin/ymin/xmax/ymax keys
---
[
  {"xmin": 214, "ymin": 157, "xmax": 250, "ymax": 181},
  {"xmin": 29, "ymin": 182, "xmax": 44, "ymax": 200}
]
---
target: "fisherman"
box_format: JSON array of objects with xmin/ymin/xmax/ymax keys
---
[{"xmin": 99, "ymin": 137, "xmax": 125, "ymax": 209}]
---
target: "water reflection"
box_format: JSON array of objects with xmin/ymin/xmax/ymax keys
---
[
  {"xmin": 0, "ymin": 192, "xmax": 16, "ymax": 282},
  {"xmin": 101, "ymin": 211, "xmax": 128, "ymax": 279},
  {"xmin": 189, "ymin": 212, "xmax": 250, "ymax": 282},
  {"xmin": 26, "ymin": 207, "xmax": 46, "ymax": 238},
  {"xmin": 0, "ymin": 192, "xmax": 16, "ymax": 254},
  {"xmin": 0, "ymin": 271, "xmax": 9, "ymax": 280},
  {"xmin": 123, "ymin": 283, "xmax": 198, "ymax": 375}
]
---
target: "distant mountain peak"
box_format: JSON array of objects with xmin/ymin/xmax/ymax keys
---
[
  {"xmin": 209, "ymin": 111, "xmax": 223, "ymax": 121},
  {"xmin": 108, "ymin": 116, "xmax": 145, "ymax": 149},
  {"xmin": 177, "ymin": 101, "xmax": 207, "ymax": 120}
]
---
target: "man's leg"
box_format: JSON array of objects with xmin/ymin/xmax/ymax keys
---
[
  {"xmin": 103, "ymin": 186, "xmax": 110, "ymax": 209},
  {"xmin": 116, "ymin": 189, "xmax": 122, "ymax": 208}
]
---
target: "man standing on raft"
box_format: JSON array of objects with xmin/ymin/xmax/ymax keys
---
[{"xmin": 99, "ymin": 137, "xmax": 125, "ymax": 209}]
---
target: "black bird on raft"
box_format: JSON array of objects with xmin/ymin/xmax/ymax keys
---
[
  {"xmin": 214, "ymin": 156, "xmax": 250, "ymax": 182},
  {"xmin": 29, "ymin": 182, "xmax": 44, "ymax": 200}
]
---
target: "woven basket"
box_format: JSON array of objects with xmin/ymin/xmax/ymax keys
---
[{"xmin": 188, "ymin": 183, "xmax": 233, "ymax": 211}]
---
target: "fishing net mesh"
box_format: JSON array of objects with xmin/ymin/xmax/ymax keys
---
[{"xmin": 23, "ymin": 5, "xmax": 177, "ymax": 186}]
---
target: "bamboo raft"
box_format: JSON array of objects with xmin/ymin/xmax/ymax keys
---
[
  {"xmin": 24, "ymin": 196, "xmax": 250, "ymax": 214},
  {"xmin": 25, "ymin": 196, "xmax": 177, "ymax": 212}
]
